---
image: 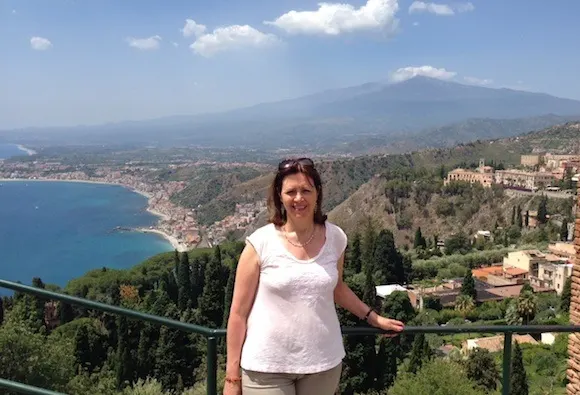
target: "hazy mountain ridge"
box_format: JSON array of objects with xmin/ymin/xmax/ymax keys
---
[{"xmin": 4, "ymin": 77, "xmax": 580, "ymax": 151}]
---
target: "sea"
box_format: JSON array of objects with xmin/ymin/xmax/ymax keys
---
[{"xmin": 0, "ymin": 144, "xmax": 173, "ymax": 292}]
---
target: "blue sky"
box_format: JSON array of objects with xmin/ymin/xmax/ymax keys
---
[{"xmin": 1, "ymin": 0, "xmax": 579, "ymax": 128}]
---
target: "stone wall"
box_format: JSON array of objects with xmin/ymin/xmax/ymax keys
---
[{"xmin": 567, "ymin": 185, "xmax": 580, "ymax": 395}]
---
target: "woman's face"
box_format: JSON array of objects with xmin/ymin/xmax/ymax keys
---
[{"xmin": 280, "ymin": 172, "xmax": 318, "ymax": 221}]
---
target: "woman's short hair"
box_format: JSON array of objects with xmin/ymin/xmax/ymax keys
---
[{"xmin": 267, "ymin": 158, "xmax": 327, "ymax": 226}]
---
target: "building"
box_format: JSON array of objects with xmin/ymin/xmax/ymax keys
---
[
  {"xmin": 494, "ymin": 169, "xmax": 556, "ymax": 191},
  {"xmin": 544, "ymin": 154, "xmax": 580, "ymax": 170},
  {"xmin": 444, "ymin": 159, "xmax": 494, "ymax": 188},
  {"xmin": 521, "ymin": 154, "xmax": 541, "ymax": 167},
  {"xmin": 529, "ymin": 261, "xmax": 573, "ymax": 295},
  {"xmin": 502, "ymin": 250, "xmax": 546, "ymax": 277},
  {"xmin": 462, "ymin": 334, "xmax": 537, "ymax": 354},
  {"xmin": 549, "ymin": 242, "xmax": 576, "ymax": 259}
]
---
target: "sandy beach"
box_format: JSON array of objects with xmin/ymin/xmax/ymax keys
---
[{"xmin": 137, "ymin": 227, "xmax": 187, "ymax": 252}]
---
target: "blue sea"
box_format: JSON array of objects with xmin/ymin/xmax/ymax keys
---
[
  {"xmin": 0, "ymin": 143, "xmax": 28, "ymax": 159},
  {"xmin": 0, "ymin": 181, "xmax": 173, "ymax": 291}
]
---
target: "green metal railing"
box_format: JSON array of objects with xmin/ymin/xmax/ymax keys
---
[{"xmin": 1, "ymin": 279, "xmax": 578, "ymax": 395}]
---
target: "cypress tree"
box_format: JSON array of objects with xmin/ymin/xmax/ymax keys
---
[
  {"xmin": 347, "ymin": 233, "xmax": 362, "ymax": 275},
  {"xmin": 0, "ymin": 298, "xmax": 4, "ymax": 326},
  {"xmin": 177, "ymin": 251, "xmax": 191, "ymax": 311},
  {"xmin": 516, "ymin": 205, "xmax": 523, "ymax": 228},
  {"xmin": 74, "ymin": 325, "xmax": 92, "ymax": 372},
  {"xmin": 524, "ymin": 211, "xmax": 529, "ymax": 228},
  {"xmin": 223, "ymin": 259, "xmax": 238, "ymax": 328},
  {"xmin": 374, "ymin": 229, "xmax": 404, "ymax": 285},
  {"xmin": 510, "ymin": 342, "xmax": 529, "ymax": 395},
  {"xmin": 115, "ymin": 316, "xmax": 133, "ymax": 389},
  {"xmin": 537, "ymin": 196, "xmax": 548, "ymax": 225},
  {"xmin": 560, "ymin": 220, "xmax": 569, "ymax": 241},
  {"xmin": 461, "ymin": 270, "xmax": 477, "ymax": 300},
  {"xmin": 407, "ymin": 333, "xmax": 431, "ymax": 373},
  {"xmin": 136, "ymin": 324, "xmax": 156, "ymax": 380},
  {"xmin": 561, "ymin": 277, "xmax": 572, "ymax": 313},
  {"xmin": 413, "ymin": 227, "xmax": 426, "ymax": 249},
  {"xmin": 190, "ymin": 256, "xmax": 201, "ymax": 309},
  {"xmin": 375, "ymin": 338, "xmax": 399, "ymax": 391},
  {"xmin": 59, "ymin": 301, "xmax": 75, "ymax": 325},
  {"xmin": 511, "ymin": 206, "xmax": 516, "ymax": 226},
  {"xmin": 198, "ymin": 248, "xmax": 225, "ymax": 328},
  {"xmin": 362, "ymin": 219, "xmax": 377, "ymax": 272}
]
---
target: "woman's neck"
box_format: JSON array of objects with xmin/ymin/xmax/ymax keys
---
[{"xmin": 283, "ymin": 217, "xmax": 315, "ymax": 236}]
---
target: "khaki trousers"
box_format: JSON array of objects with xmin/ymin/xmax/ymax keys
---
[{"xmin": 241, "ymin": 363, "xmax": 342, "ymax": 395}]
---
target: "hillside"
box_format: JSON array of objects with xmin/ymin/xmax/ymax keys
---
[
  {"xmin": 336, "ymin": 115, "xmax": 580, "ymax": 155},
  {"xmin": 5, "ymin": 77, "xmax": 580, "ymax": 151},
  {"xmin": 190, "ymin": 121, "xmax": 578, "ymax": 241}
]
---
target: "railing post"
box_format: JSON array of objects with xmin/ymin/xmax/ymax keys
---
[
  {"xmin": 502, "ymin": 332, "xmax": 512, "ymax": 395},
  {"xmin": 207, "ymin": 336, "xmax": 218, "ymax": 395}
]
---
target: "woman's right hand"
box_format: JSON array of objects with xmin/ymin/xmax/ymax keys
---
[{"xmin": 223, "ymin": 381, "xmax": 242, "ymax": 395}]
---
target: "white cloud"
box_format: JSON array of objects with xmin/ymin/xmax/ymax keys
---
[
  {"xmin": 413, "ymin": 21, "xmax": 419, "ymax": 26},
  {"xmin": 264, "ymin": 0, "xmax": 399, "ymax": 36},
  {"xmin": 181, "ymin": 19, "xmax": 206, "ymax": 38},
  {"xmin": 172, "ymin": 42, "xmax": 179, "ymax": 47},
  {"xmin": 408, "ymin": 1, "xmax": 474, "ymax": 16},
  {"xmin": 12, "ymin": 9, "xmax": 17, "ymax": 14},
  {"xmin": 30, "ymin": 36, "xmax": 52, "ymax": 51},
  {"xmin": 464, "ymin": 76, "xmax": 493, "ymax": 86},
  {"xmin": 390, "ymin": 65, "xmax": 457, "ymax": 82},
  {"xmin": 126, "ymin": 35, "xmax": 162, "ymax": 50},
  {"xmin": 191, "ymin": 25, "xmax": 279, "ymax": 57}
]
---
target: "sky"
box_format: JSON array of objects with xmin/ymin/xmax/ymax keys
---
[{"xmin": 1, "ymin": 0, "xmax": 580, "ymax": 129}]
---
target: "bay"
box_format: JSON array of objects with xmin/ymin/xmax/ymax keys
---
[
  {"xmin": 0, "ymin": 144, "xmax": 28, "ymax": 159},
  {"xmin": 0, "ymin": 181, "xmax": 173, "ymax": 291}
]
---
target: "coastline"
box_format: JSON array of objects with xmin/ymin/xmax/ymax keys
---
[{"xmin": 0, "ymin": 177, "xmax": 186, "ymax": 252}]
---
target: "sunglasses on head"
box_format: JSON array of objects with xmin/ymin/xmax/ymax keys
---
[{"xmin": 278, "ymin": 157, "xmax": 315, "ymax": 171}]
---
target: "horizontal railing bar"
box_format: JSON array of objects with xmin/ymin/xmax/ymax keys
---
[
  {"xmin": 341, "ymin": 324, "xmax": 580, "ymax": 335},
  {"xmin": 2, "ymin": 279, "xmax": 579, "ymax": 337},
  {"xmin": 0, "ymin": 279, "xmax": 216, "ymax": 336},
  {"xmin": 0, "ymin": 378, "xmax": 66, "ymax": 395}
]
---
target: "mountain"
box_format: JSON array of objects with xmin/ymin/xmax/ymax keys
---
[
  {"xmin": 4, "ymin": 77, "xmax": 580, "ymax": 150},
  {"xmin": 335, "ymin": 114, "xmax": 580, "ymax": 155}
]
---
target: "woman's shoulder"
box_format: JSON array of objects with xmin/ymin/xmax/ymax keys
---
[
  {"xmin": 325, "ymin": 221, "xmax": 348, "ymax": 252},
  {"xmin": 325, "ymin": 221, "xmax": 346, "ymax": 237}
]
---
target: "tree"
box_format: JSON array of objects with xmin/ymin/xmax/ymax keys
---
[
  {"xmin": 510, "ymin": 342, "xmax": 529, "ymax": 395},
  {"xmin": 222, "ymin": 259, "xmax": 238, "ymax": 328},
  {"xmin": 389, "ymin": 360, "xmax": 486, "ymax": 395},
  {"xmin": 190, "ymin": 256, "xmax": 202, "ymax": 309},
  {"xmin": 561, "ymin": 277, "xmax": 572, "ymax": 313},
  {"xmin": 177, "ymin": 251, "xmax": 192, "ymax": 311},
  {"xmin": 374, "ymin": 229, "xmax": 405, "ymax": 285},
  {"xmin": 74, "ymin": 325, "xmax": 92, "ymax": 372},
  {"xmin": 461, "ymin": 270, "xmax": 477, "ymax": 300},
  {"xmin": 361, "ymin": 218, "xmax": 378, "ymax": 272},
  {"xmin": 346, "ymin": 233, "xmax": 362, "ymax": 276},
  {"xmin": 517, "ymin": 291, "xmax": 537, "ymax": 325},
  {"xmin": 59, "ymin": 301, "xmax": 75, "ymax": 325},
  {"xmin": 0, "ymin": 298, "xmax": 4, "ymax": 326},
  {"xmin": 524, "ymin": 211, "xmax": 529, "ymax": 228},
  {"xmin": 445, "ymin": 232, "xmax": 470, "ymax": 255},
  {"xmin": 560, "ymin": 220, "xmax": 569, "ymax": 241},
  {"xmin": 407, "ymin": 333, "xmax": 432, "ymax": 373},
  {"xmin": 511, "ymin": 206, "xmax": 516, "ymax": 226},
  {"xmin": 198, "ymin": 248, "xmax": 225, "ymax": 328},
  {"xmin": 375, "ymin": 337, "xmax": 399, "ymax": 391},
  {"xmin": 414, "ymin": 227, "xmax": 427, "ymax": 250},
  {"xmin": 455, "ymin": 294, "xmax": 475, "ymax": 317},
  {"xmin": 537, "ymin": 195, "xmax": 548, "ymax": 225},
  {"xmin": 465, "ymin": 348, "xmax": 500, "ymax": 393},
  {"xmin": 516, "ymin": 205, "xmax": 523, "ymax": 229}
]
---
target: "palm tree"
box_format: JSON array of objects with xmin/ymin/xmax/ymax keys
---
[
  {"xmin": 517, "ymin": 291, "xmax": 537, "ymax": 324},
  {"xmin": 454, "ymin": 295, "xmax": 475, "ymax": 318}
]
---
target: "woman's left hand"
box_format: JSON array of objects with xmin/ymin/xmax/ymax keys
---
[{"xmin": 371, "ymin": 314, "xmax": 405, "ymax": 337}]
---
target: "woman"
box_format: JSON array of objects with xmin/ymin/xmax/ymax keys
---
[{"xmin": 224, "ymin": 158, "xmax": 404, "ymax": 395}]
